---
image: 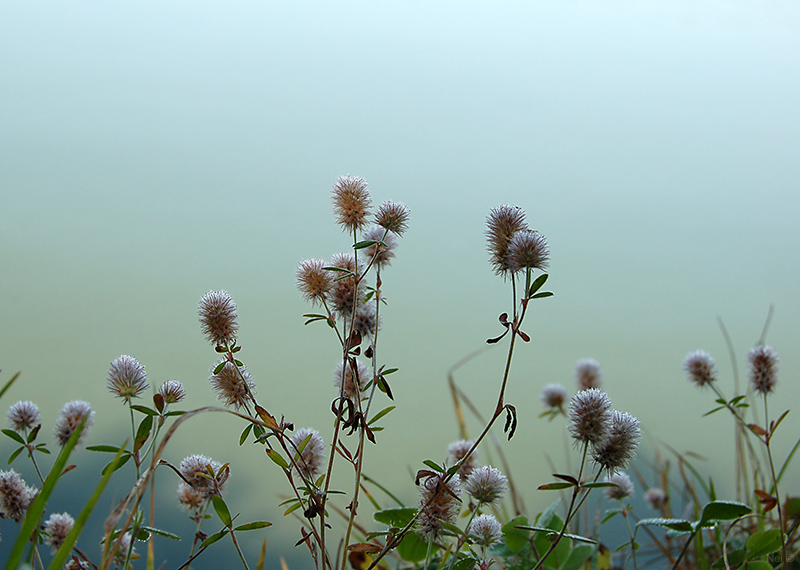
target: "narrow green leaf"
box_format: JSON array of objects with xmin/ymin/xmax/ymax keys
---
[
  {"xmin": 2, "ymin": 429, "xmax": 26, "ymax": 445},
  {"xmin": 531, "ymin": 291, "xmax": 553, "ymax": 299},
  {"xmin": 87, "ymin": 444, "xmax": 127, "ymax": 453},
  {"xmin": 703, "ymin": 406, "xmax": 726, "ymax": 417},
  {"xmin": 368, "ymin": 406, "xmax": 395, "ymax": 426},
  {"xmin": 233, "ymin": 521, "xmax": 272, "ymax": 531},
  {"xmin": 239, "ymin": 424, "xmax": 253, "ymax": 446},
  {"xmin": 265, "ymin": 449, "xmax": 289, "ymax": 470},
  {"xmin": 353, "ymin": 240, "xmax": 378, "ymax": 250},
  {"xmin": 422, "ymin": 460, "xmax": 445, "ymax": 473},
  {"xmin": 47, "ymin": 444, "xmax": 127, "ymax": 570},
  {"xmin": 294, "ymin": 433, "xmax": 313, "ymax": 460},
  {"xmin": 0, "ymin": 371, "xmax": 21, "ymax": 400},
  {"xmin": 528, "ymin": 273, "xmax": 549, "ymax": 296},
  {"xmin": 284, "ymin": 501, "xmax": 303, "ymax": 516},
  {"xmin": 538, "ymin": 482, "xmax": 573, "ymax": 490},
  {"xmin": 130, "ymin": 405, "xmax": 158, "ymax": 416},
  {"xmin": 6, "ymin": 416, "xmax": 88, "ymax": 570},
  {"xmin": 214, "ymin": 361, "xmax": 226, "ymax": 374},
  {"xmin": 8, "ymin": 446, "xmax": 24, "ymax": 464},
  {"xmin": 211, "ymin": 495, "xmax": 232, "ymax": 527},
  {"xmin": 381, "ymin": 368, "xmax": 398, "ymax": 375},
  {"xmin": 102, "ymin": 453, "xmax": 131, "ymax": 475},
  {"xmin": 636, "ymin": 518, "xmax": 694, "ymax": 533},
  {"xmin": 139, "ymin": 526, "xmax": 181, "ymax": 540},
  {"xmin": 133, "ymin": 415, "xmax": 153, "ymax": 453},
  {"xmin": 199, "ymin": 529, "xmax": 227, "ymax": 549}
]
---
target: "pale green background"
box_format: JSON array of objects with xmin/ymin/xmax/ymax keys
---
[{"xmin": 2, "ymin": 1, "xmax": 799, "ymax": 568}]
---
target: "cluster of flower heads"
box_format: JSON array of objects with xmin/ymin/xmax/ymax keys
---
[
  {"xmin": 485, "ymin": 204, "xmax": 549, "ymax": 278},
  {"xmin": 568, "ymin": 388, "xmax": 641, "ymax": 473},
  {"xmin": 683, "ymin": 345, "xmax": 779, "ymax": 395},
  {"xmin": 176, "ymin": 453, "xmax": 230, "ymax": 512},
  {"xmin": 296, "ymin": 176, "xmax": 410, "ymax": 327},
  {"xmin": 0, "ymin": 469, "xmax": 39, "ymax": 523}
]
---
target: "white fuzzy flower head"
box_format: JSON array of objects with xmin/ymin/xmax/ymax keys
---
[
  {"xmin": 179, "ymin": 454, "xmax": 229, "ymax": 497},
  {"xmin": 332, "ymin": 175, "xmax": 372, "ymax": 233},
  {"xmin": 328, "ymin": 252, "xmax": 366, "ymax": 317},
  {"xmin": 0, "ymin": 469, "xmax": 39, "ymax": 523},
  {"xmin": 645, "ymin": 487, "xmax": 667, "ymax": 510},
  {"xmin": 54, "ymin": 400, "xmax": 94, "ymax": 447},
  {"xmin": 209, "ymin": 360, "xmax": 256, "ymax": 411},
  {"xmin": 44, "ymin": 512, "xmax": 75, "ymax": 552},
  {"xmin": 605, "ymin": 472, "xmax": 634, "ymax": 500},
  {"xmin": 290, "ymin": 427, "xmax": 325, "ymax": 481},
  {"xmin": 748, "ymin": 345, "xmax": 778, "ymax": 395},
  {"xmin": 684, "ymin": 350, "xmax": 717, "ymax": 388},
  {"xmin": 448, "ymin": 440, "xmax": 479, "ymax": 479},
  {"xmin": 107, "ymin": 355, "xmax": 148, "ymax": 403},
  {"xmin": 7, "ymin": 401, "xmax": 40, "ymax": 433},
  {"xmin": 296, "ymin": 258, "xmax": 334, "ymax": 305},
  {"xmin": 486, "ymin": 205, "xmax": 528, "ymax": 277},
  {"xmin": 465, "ymin": 465, "xmax": 508, "ymax": 506},
  {"xmin": 352, "ymin": 302, "xmax": 380, "ymax": 339},
  {"xmin": 363, "ymin": 225, "xmax": 398, "ymax": 270},
  {"xmin": 417, "ymin": 473, "xmax": 461, "ymax": 540},
  {"xmin": 177, "ymin": 482, "xmax": 206, "ymax": 512},
  {"xmin": 334, "ymin": 359, "xmax": 371, "ymax": 400},
  {"xmin": 507, "ymin": 230, "xmax": 549, "ymax": 274},
  {"xmin": 568, "ymin": 388, "xmax": 612, "ymax": 446},
  {"xmin": 157, "ymin": 380, "xmax": 186, "ymax": 404},
  {"xmin": 375, "ymin": 200, "xmax": 410, "ymax": 236},
  {"xmin": 469, "ymin": 513, "xmax": 503, "ymax": 548},
  {"xmin": 541, "ymin": 384, "xmax": 568, "ymax": 410},
  {"xmin": 198, "ymin": 290, "xmax": 239, "ymax": 349},
  {"xmin": 575, "ymin": 358, "xmax": 602, "ymax": 390},
  {"xmin": 592, "ymin": 410, "xmax": 642, "ymax": 473}
]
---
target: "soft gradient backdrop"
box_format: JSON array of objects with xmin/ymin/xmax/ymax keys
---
[{"xmin": 2, "ymin": 1, "xmax": 799, "ymax": 568}]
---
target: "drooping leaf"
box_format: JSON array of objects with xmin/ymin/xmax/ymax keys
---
[
  {"xmin": 266, "ymin": 449, "xmax": 290, "ymax": 470},
  {"xmin": 211, "ymin": 495, "xmax": 232, "ymax": 528},
  {"xmin": 698, "ymin": 501, "xmax": 751, "ymax": 527}
]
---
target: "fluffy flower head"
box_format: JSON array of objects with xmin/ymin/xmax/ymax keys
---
[
  {"xmin": 198, "ymin": 290, "xmax": 239, "ymax": 348},
  {"xmin": 684, "ymin": 350, "xmax": 717, "ymax": 388},
  {"xmin": 465, "ymin": 465, "xmax": 507, "ymax": 506},
  {"xmin": 54, "ymin": 400, "xmax": 94, "ymax": 447},
  {"xmin": 568, "ymin": 388, "xmax": 612, "ymax": 446},
  {"xmin": 157, "ymin": 380, "xmax": 186, "ymax": 404},
  {"xmin": 296, "ymin": 258, "xmax": 333, "ymax": 305},
  {"xmin": 362, "ymin": 225, "xmax": 398, "ymax": 270},
  {"xmin": 44, "ymin": 512, "xmax": 75, "ymax": 552},
  {"xmin": 448, "ymin": 440, "xmax": 479, "ymax": 479},
  {"xmin": 592, "ymin": 410, "xmax": 641, "ymax": 473},
  {"xmin": 507, "ymin": 230, "xmax": 549, "ymax": 274},
  {"xmin": 179, "ymin": 454, "xmax": 229, "ymax": 496},
  {"xmin": 417, "ymin": 473, "xmax": 461, "ymax": 540},
  {"xmin": 290, "ymin": 427, "xmax": 325, "ymax": 480},
  {"xmin": 576, "ymin": 358, "xmax": 602, "ymax": 390},
  {"xmin": 645, "ymin": 487, "xmax": 667, "ymax": 510},
  {"xmin": 332, "ymin": 175, "xmax": 372, "ymax": 232},
  {"xmin": 541, "ymin": 384, "xmax": 568, "ymax": 410},
  {"xmin": 107, "ymin": 355, "xmax": 148, "ymax": 402},
  {"xmin": 605, "ymin": 472, "xmax": 634, "ymax": 500},
  {"xmin": 469, "ymin": 514, "xmax": 503, "ymax": 548},
  {"xmin": 486, "ymin": 205, "xmax": 528, "ymax": 277},
  {"xmin": 209, "ymin": 361, "xmax": 255, "ymax": 410},
  {"xmin": 748, "ymin": 345, "xmax": 778, "ymax": 395},
  {"xmin": 0, "ymin": 469, "xmax": 38, "ymax": 522},
  {"xmin": 334, "ymin": 359, "xmax": 371, "ymax": 400},
  {"xmin": 177, "ymin": 482, "xmax": 206, "ymax": 511},
  {"xmin": 7, "ymin": 401, "xmax": 40, "ymax": 433},
  {"xmin": 328, "ymin": 252, "xmax": 365, "ymax": 317},
  {"xmin": 375, "ymin": 200, "xmax": 410, "ymax": 236}
]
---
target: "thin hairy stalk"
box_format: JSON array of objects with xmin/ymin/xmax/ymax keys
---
[
  {"xmin": 128, "ymin": 404, "xmax": 141, "ymax": 478},
  {"xmin": 623, "ymin": 510, "xmax": 638, "ymax": 570}
]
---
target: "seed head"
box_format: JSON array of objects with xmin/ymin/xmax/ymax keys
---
[
  {"xmin": 486, "ymin": 205, "xmax": 528, "ymax": 277},
  {"xmin": 296, "ymin": 258, "xmax": 333, "ymax": 305},
  {"xmin": 683, "ymin": 350, "xmax": 717, "ymax": 388},
  {"xmin": 334, "ymin": 359, "xmax": 371, "ymax": 400},
  {"xmin": 0, "ymin": 469, "xmax": 38, "ymax": 523},
  {"xmin": 332, "ymin": 175, "xmax": 372, "ymax": 233},
  {"xmin": 568, "ymin": 388, "xmax": 612, "ymax": 446},
  {"xmin": 7, "ymin": 401, "xmax": 40, "ymax": 433},
  {"xmin": 375, "ymin": 200, "xmax": 410, "ymax": 236},
  {"xmin": 44, "ymin": 512, "xmax": 75, "ymax": 552},
  {"xmin": 604, "ymin": 471, "xmax": 634, "ymax": 500},
  {"xmin": 363, "ymin": 225, "xmax": 398, "ymax": 270},
  {"xmin": 507, "ymin": 230, "xmax": 549, "ymax": 274},
  {"xmin": 107, "ymin": 355, "xmax": 148, "ymax": 403},
  {"xmin": 465, "ymin": 465, "xmax": 508, "ymax": 506},
  {"xmin": 198, "ymin": 290, "xmax": 239, "ymax": 349},
  {"xmin": 575, "ymin": 358, "xmax": 602, "ymax": 390},
  {"xmin": 417, "ymin": 473, "xmax": 461, "ymax": 540},
  {"xmin": 111, "ymin": 531, "xmax": 136, "ymax": 561},
  {"xmin": 157, "ymin": 380, "xmax": 186, "ymax": 404},
  {"xmin": 448, "ymin": 439, "xmax": 479, "ymax": 479},
  {"xmin": 592, "ymin": 410, "xmax": 641, "ymax": 473},
  {"xmin": 541, "ymin": 383, "xmax": 568, "ymax": 410},
  {"xmin": 328, "ymin": 252, "xmax": 365, "ymax": 317},
  {"xmin": 290, "ymin": 427, "xmax": 325, "ymax": 480},
  {"xmin": 209, "ymin": 360, "xmax": 256, "ymax": 411},
  {"xmin": 179, "ymin": 454, "xmax": 229, "ymax": 496},
  {"xmin": 54, "ymin": 400, "xmax": 94, "ymax": 447},
  {"xmin": 748, "ymin": 345, "xmax": 778, "ymax": 395},
  {"xmin": 645, "ymin": 487, "xmax": 667, "ymax": 510},
  {"xmin": 469, "ymin": 513, "xmax": 503, "ymax": 548}
]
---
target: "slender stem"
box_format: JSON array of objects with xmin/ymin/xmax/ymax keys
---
[{"xmin": 763, "ymin": 397, "xmax": 788, "ymax": 570}]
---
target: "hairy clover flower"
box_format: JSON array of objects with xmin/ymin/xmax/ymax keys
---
[
  {"xmin": 417, "ymin": 473, "xmax": 461, "ymax": 540},
  {"xmin": 290, "ymin": 427, "xmax": 325, "ymax": 481},
  {"xmin": 7, "ymin": 401, "xmax": 40, "ymax": 433},
  {"xmin": 684, "ymin": 350, "xmax": 717, "ymax": 388},
  {"xmin": 568, "ymin": 388, "xmax": 612, "ymax": 446},
  {"xmin": 486, "ymin": 204, "xmax": 528, "ymax": 277},
  {"xmin": 198, "ymin": 290, "xmax": 239, "ymax": 349},
  {"xmin": 592, "ymin": 410, "xmax": 641, "ymax": 473},
  {"xmin": 107, "ymin": 354, "xmax": 148, "ymax": 403},
  {"xmin": 576, "ymin": 358, "xmax": 602, "ymax": 390},
  {"xmin": 332, "ymin": 175, "xmax": 372, "ymax": 233},
  {"xmin": 748, "ymin": 345, "xmax": 778, "ymax": 395},
  {"xmin": 54, "ymin": 400, "xmax": 94, "ymax": 447}
]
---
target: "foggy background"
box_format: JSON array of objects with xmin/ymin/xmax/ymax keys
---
[{"xmin": 2, "ymin": 1, "xmax": 799, "ymax": 568}]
